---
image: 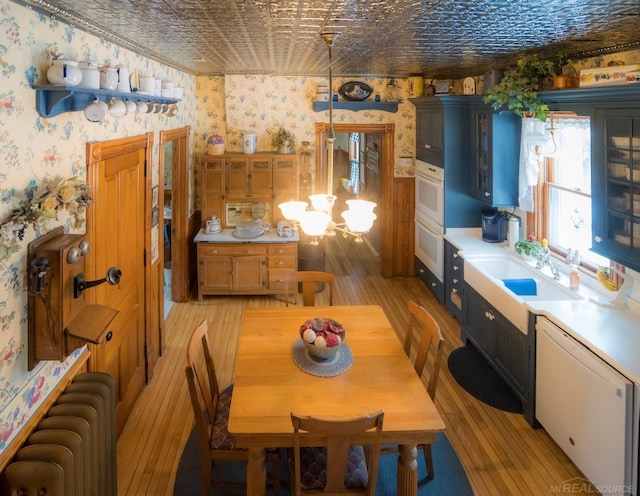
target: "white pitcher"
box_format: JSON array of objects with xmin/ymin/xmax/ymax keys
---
[
  {"xmin": 243, "ymin": 132, "xmax": 257, "ymax": 155},
  {"xmin": 100, "ymin": 67, "xmax": 118, "ymax": 91}
]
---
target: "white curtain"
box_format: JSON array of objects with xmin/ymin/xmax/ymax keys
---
[{"xmin": 518, "ymin": 117, "xmax": 545, "ymax": 212}]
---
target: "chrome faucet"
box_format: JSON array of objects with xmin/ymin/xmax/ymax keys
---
[{"xmin": 536, "ymin": 248, "xmax": 561, "ymax": 280}]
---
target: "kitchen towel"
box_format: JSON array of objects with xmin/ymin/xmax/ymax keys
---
[{"xmin": 502, "ymin": 278, "xmax": 537, "ymax": 296}]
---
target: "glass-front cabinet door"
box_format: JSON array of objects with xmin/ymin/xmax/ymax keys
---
[{"xmin": 593, "ymin": 110, "xmax": 640, "ymax": 271}]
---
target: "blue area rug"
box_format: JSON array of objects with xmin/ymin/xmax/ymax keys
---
[{"xmin": 174, "ymin": 428, "xmax": 474, "ymax": 495}]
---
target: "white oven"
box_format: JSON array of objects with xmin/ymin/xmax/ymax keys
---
[
  {"xmin": 415, "ymin": 160, "xmax": 444, "ymax": 226},
  {"xmin": 415, "ymin": 209, "xmax": 444, "ymax": 281},
  {"xmin": 415, "ymin": 160, "xmax": 444, "ymax": 281}
]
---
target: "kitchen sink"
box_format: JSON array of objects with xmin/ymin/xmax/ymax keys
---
[{"xmin": 463, "ymin": 253, "xmax": 582, "ymax": 334}]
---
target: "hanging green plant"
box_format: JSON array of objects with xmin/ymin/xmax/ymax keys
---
[
  {"xmin": 0, "ymin": 177, "xmax": 92, "ymax": 260},
  {"xmin": 483, "ymin": 54, "xmax": 558, "ymax": 122}
]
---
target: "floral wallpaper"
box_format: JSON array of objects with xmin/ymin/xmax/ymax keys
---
[
  {"xmin": 3, "ymin": 0, "xmax": 640, "ymax": 461},
  {"xmin": 0, "ymin": 0, "xmax": 196, "ymax": 455}
]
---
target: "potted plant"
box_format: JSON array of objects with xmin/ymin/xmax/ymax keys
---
[
  {"xmin": 483, "ymin": 54, "xmax": 557, "ymax": 122},
  {"xmin": 514, "ymin": 238, "xmax": 544, "ymax": 258},
  {"xmin": 270, "ymin": 124, "xmax": 296, "ymax": 154}
]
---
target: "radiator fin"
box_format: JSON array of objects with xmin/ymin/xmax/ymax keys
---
[{"xmin": 0, "ymin": 372, "xmax": 117, "ymax": 496}]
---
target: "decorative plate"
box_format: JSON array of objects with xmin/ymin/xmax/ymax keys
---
[
  {"xmin": 291, "ymin": 339, "xmax": 354, "ymax": 377},
  {"xmin": 338, "ymin": 81, "xmax": 373, "ymax": 101}
]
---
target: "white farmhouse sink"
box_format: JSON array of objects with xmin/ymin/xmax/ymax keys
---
[{"xmin": 464, "ymin": 254, "xmax": 583, "ymax": 334}]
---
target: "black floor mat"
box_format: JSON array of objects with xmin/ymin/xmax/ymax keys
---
[{"xmin": 448, "ymin": 344, "xmax": 522, "ymax": 414}]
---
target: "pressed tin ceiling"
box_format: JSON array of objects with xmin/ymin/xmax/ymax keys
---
[{"xmin": 13, "ymin": 0, "xmax": 640, "ymax": 77}]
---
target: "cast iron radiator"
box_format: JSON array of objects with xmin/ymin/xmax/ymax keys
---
[{"xmin": 1, "ymin": 372, "xmax": 117, "ymax": 496}]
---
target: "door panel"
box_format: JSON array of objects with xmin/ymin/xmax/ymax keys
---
[{"xmin": 87, "ymin": 136, "xmax": 148, "ymax": 435}]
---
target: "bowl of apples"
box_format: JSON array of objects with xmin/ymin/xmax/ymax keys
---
[{"xmin": 299, "ymin": 318, "xmax": 346, "ymax": 360}]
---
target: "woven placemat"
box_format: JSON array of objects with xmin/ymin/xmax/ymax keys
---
[{"xmin": 291, "ymin": 339, "xmax": 353, "ymax": 377}]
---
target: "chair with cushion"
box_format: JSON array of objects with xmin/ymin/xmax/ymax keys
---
[
  {"xmin": 186, "ymin": 320, "xmax": 280, "ymax": 496},
  {"xmin": 290, "ymin": 410, "xmax": 384, "ymax": 496},
  {"xmin": 284, "ymin": 270, "xmax": 335, "ymax": 307},
  {"xmin": 382, "ymin": 300, "xmax": 445, "ymax": 480}
]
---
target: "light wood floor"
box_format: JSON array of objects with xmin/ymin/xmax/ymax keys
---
[{"xmin": 117, "ymin": 235, "xmax": 594, "ymax": 496}]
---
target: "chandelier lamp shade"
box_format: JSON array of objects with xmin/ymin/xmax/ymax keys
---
[{"xmin": 278, "ymin": 32, "xmax": 377, "ymax": 245}]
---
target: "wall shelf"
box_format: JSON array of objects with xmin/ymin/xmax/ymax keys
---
[
  {"xmin": 33, "ymin": 84, "xmax": 180, "ymax": 118},
  {"xmin": 312, "ymin": 101, "xmax": 399, "ymax": 113}
]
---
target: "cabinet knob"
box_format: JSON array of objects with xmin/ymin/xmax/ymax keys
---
[
  {"xmin": 419, "ymin": 269, "xmax": 424, "ymax": 274},
  {"xmin": 594, "ymin": 236, "xmax": 603, "ymax": 243},
  {"xmin": 277, "ymin": 260, "xmax": 284, "ymax": 265},
  {"xmin": 453, "ymin": 278, "xmax": 459, "ymax": 284},
  {"xmin": 213, "ymin": 249, "xmax": 218, "ymax": 254},
  {"xmin": 484, "ymin": 191, "xmax": 490, "ymax": 197},
  {"xmin": 484, "ymin": 311, "xmax": 495, "ymax": 321},
  {"xmin": 452, "ymin": 288, "xmax": 458, "ymax": 294},
  {"xmin": 453, "ymin": 253, "xmax": 459, "ymax": 258},
  {"xmin": 424, "ymin": 144, "xmax": 431, "ymax": 150},
  {"xmin": 453, "ymin": 266, "xmax": 459, "ymax": 271},
  {"xmin": 431, "ymin": 282, "xmax": 436, "ymax": 287}
]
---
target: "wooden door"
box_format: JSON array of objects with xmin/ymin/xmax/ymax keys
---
[{"xmin": 86, "ymin": 134, "xmax": 151, "ymax": 434}]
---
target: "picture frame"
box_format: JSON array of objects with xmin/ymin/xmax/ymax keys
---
[
  {"xmin": 435, "ymin": 80, "xmax": 451, "ymax": 94},
  {"xmin": 152, "ymin": 186, "xmax": 159, "ymax": 208},
  {"xmin": 151, "ymin": 206, "xmax": 159, "ymax": 227}
]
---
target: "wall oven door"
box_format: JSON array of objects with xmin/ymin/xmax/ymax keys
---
[
  {"xmin": 415, "ymin": 160, "xmax": 444, "ymax": 226},
  {"xmin": 414, "ymin": 209, "xmax": 444, "ymax": 281}
]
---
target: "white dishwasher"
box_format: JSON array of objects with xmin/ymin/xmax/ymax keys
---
[{"xmin": 536, "ymin": 316, "xmax": 637, "ymax": 496}]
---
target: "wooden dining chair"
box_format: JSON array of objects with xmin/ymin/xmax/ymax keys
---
[
  {"xmin": 284, "ymin": 270, "xmax": 335, "ymax": 307},
  {"xmin": 382, "ymin": 300, "xmax": 445, "ymax": 480},
  {"xmin": 290, "ymin": 411, "xmax": 384, "ymax": 496},
  {"xmin": 185, "ymin": 320, "xmax": 281, "ymax": 496}
]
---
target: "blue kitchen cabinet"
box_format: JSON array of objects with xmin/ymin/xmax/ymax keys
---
[
  {"xmin": 444, "ymin": 240, "xmax": 464, "ymax": 322},
  {"xmin": 592, "ymin": 109, "xmax": 640, "ymax": 272},
  {"xmin": 469, "ymin": 102, "xmax": 521, "ymax": 207},
  {"xmin": 462, "ymin": 283, "xmax": 534, "ymax": 424},
  {"xmin": 415, "ymin": 102, "xmax": 444, "ymax": 166},
  {"xmin": 415, "ymin": 256, "xmax": 444, "ymax": 303}
]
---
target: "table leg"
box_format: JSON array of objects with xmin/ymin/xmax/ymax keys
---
[
  {"xmin": 397, "ymin": 444, "xmax": 418, "ymax": 496},
  {"xmin": 246, "ymin": 447, "xmax": 267, "ymax": 496}
]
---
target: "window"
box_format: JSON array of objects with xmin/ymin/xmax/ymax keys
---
[{"xmin": 534, "ymin": 114, "xmax": 610, "ymax": 271}]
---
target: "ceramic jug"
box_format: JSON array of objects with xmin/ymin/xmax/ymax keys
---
[
  {"xmin": 77, "ymin": 60, "xmax": 101, "ymax": 89},
  {"xmin": 206, "ymin": 216, "xmax": 222, "ymax": 234},
  {"xmin": 116, "ymin": 65, "xmax": 130, "ymax": 92},
  {"xmin": 100, "ymin": 67, "xmax": 118, "ymax": 91},
  {"xmin": 243, "ymin": 132, "xmax": 257, "ymax": 155},
  {"xmin": 47, "ymin": 55, "xmax": 82, "ymax": 86}
]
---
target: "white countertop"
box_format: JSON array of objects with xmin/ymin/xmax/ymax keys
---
[
  {"xmin": 194, "ymin": 228, "xmax": 299, "ymax": 243},
  {"xmin": 445, "ymin": 228, "xmax": 640, "ymax": 384}
]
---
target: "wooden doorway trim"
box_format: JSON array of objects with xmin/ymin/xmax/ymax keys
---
[
  {"xmin": 315, "ymin": 123, "xmax": 395, "ymax": 277},
  {"xmin": 159, "ymin": 126, "xmax": 190, "ymax": 306}
]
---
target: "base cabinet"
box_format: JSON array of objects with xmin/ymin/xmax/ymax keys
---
[
  {"xmin": 444, "ymin": 240, "xmax": 463, "ymax": 322},
  {"xmin": 415, "ymin": 256, "xmax": 444, "ymax": 303},
  {"xmin": 197, "ymin": 242, "xmax": 297, "ymax": 300},
  {"xmin": 462, "ymin": 284, "xmax": 533, "ymax": 423}
]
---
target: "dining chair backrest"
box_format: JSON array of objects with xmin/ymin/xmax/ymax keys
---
[
  {"xmin": 290, "ymin": 411, "xmax": 384, "ymax": 496},
  {"xmin": 187, "ymin": 320, "xmax": 219, "ymax": 424},
  {"xmin": 403, "ymin": 300, "xmax": 445, "ymax": 400},
  {"xmin": 284, "ymin": 271, "xmax": 335, "ymax": 306}
]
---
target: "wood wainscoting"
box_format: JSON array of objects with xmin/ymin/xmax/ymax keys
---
[{"xmin": 392, "ymin": 176, "xmax": 415, "ymax": 276}]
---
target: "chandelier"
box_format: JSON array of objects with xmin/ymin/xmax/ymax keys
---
[{"xmin": 278, "ymin": 32, "xmax": 377, "ymax": 245}]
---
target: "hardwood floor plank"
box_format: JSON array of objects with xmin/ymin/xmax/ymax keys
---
[{"xmin": 117, "ymin": 234, "xmax": 595, "ymax": 495}]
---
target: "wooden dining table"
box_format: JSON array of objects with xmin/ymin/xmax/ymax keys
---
[{"xmin": 227, "ymin": 305, "xmax": 446, "ymax": 496}]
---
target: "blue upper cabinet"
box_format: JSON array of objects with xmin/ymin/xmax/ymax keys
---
[
  {"xmin": 592, "ymin": 109, "xmax": 640, "ymax": 271},
  {"xmin": 541, "ymin": 85, "xmax": 640, "ymax": 273},
  {"xmin": 469, "ymin": 101, "xmax": 521, "ymax": 207},
  {"xmin": 410, "ymin": 96, "xmax": 485, "ymax": 228},
  {"xmin": 415, "ymin": 102, "xmax": 444, "ymax": 166}
]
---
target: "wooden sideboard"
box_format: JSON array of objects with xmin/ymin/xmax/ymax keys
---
[{"xmin": 195, "ymin": 229, "xmax": 298, "ymax": 300}]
